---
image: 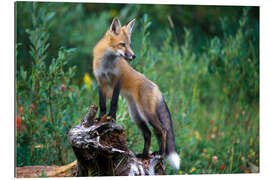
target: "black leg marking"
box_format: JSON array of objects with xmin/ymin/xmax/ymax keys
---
[
  {"xmin": 98, "ymin": 86, "xmax": 106, "ymax": 118},
  {"xmin": 153, "ymin": 129, "xmax": 163, "ymax": 153},
  {"xmin": 108, "ymin": 79, "xmax": 122, "ymax": 119},
  {"xmin": 136, "ymin": 120, "xmax": 151, "ymax": 158},
  {"xmin": 147, "ymin": 114, "xmax": 167, "ymax": 157}
]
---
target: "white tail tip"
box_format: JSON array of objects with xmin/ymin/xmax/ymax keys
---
[{"xmin": 166, "ymin": 152, "xmax": 181, "ymax": 170}]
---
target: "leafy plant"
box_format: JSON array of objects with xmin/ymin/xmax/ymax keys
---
[{"xmin": 16, "ymin": 2, "xmax": 95, "ymax": 166}]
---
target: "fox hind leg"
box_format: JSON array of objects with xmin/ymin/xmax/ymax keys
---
[
  {"xmin": 135, "ymin": 120, "xmax": 152, "ymax": 158},
  {"xmin": 126, "ymin": 101, "xmax": 152, "ymax": 158},
  {"xmin": 147, "ymin": 114, "xmax": 167, "ymax": 157}
]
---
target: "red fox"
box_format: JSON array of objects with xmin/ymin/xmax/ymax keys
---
[{"xmin": 92, "ymin": 18, "xmax": 180, "ymax": 170}]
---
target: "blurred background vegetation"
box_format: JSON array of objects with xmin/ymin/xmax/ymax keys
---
[{"xmin": 16, "ymin": 1, "xmax": 259, "ymax": 175}]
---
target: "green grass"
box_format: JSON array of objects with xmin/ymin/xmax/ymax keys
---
[{"xmin": 110, "ymin": 11, "xmax": 259, "ymax": 174}]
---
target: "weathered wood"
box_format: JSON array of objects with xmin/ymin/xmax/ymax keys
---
[
  {"xmin": 16, "ymin": 160, "xmax": 77, "ymax": 178},
  {"xmin": 68, "ymin": 104, "xmax": 165, "ymax": 176}
]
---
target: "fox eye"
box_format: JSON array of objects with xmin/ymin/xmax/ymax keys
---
[{"xmin": 119, "ymin": 42, "xmax": 126, "ymax": 47}]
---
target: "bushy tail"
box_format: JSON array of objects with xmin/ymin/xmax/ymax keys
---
[
  {"xmin": 156, "ymin": 98, "xmax": 181, "ymax": 170},
  {"xmin": 166, "ymin": 152, "xmax": 181, "ymax": 170}
]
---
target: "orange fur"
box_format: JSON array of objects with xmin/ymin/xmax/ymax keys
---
[
  {"xmin": 93, "ymin": 18, "xmax": 162, "ymax": 114},
  {"xmin": 92, "ymin": 18, "xmax": 180, "ymax": 170}
]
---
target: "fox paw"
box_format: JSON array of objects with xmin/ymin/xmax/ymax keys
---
[
  {"xmin": 107, "ymin": 115, "xmax": 116, "ymax": 123},
  {"xmin": 136, "ymin": 153, "xmax": 150, "ymax": 159},
  {"xmin": 151, "ymin": 151, "xmax": 165, "ymax": 158}
]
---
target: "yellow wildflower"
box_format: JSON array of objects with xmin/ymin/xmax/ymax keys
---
[
  {"xmin": 178, "ymin": 170, "xmax": 183, "ymax": 175},
  {"xmin": 83, "ymin": 73, "xmax": 92, "ymax": 90},
  {"xmin": 190, "ymin": 167, "xmax": 196, "ymax": 173}
]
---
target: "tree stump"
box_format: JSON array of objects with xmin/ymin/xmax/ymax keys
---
[{"xmin": 68, "ymin": 104, "xmax": 165, "ymax": 176}]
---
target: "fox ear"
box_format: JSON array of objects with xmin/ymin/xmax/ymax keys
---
[
  {"xmin": 109, "ymin": 18, "xmax": 121, "ymax": 35},
  {"xmin": 126, "ymin": 18, "xmax": 136, "ymax": 35}
]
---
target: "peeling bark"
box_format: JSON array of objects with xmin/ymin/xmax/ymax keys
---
[{"xmin": 68, "ymin": 104, "xmax": 165, "ymax": 176}]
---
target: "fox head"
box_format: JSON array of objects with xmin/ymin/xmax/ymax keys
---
[{"xmin": 106, "ymin": 18, "xmax": 136, "ymax": 61}]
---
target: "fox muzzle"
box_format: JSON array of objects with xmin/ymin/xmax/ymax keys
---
[{"xmin": 124, "ymin": 53, "xmax": 136, "ymax": 61}]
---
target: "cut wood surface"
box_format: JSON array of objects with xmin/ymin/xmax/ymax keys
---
[{"xmin": 16, "ymin": 160, "xmax": 77, "ymax": 178}]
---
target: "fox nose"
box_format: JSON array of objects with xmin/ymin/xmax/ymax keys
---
[{"xmin": 132, "ymin": 54, "xmax": 136, "ymax": 59}]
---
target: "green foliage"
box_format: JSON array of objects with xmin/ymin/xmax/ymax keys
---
[
  {"xmin": 16, "ymin": 2, "xmax": 97, "ymax": 166},
  {"xmin": 206, "ymin": 8, "xmax": 259, "ymax": 106},
  {"xmin": 133, "ymin": 9, "xmax": 258, "ymax": 174},
  {"xmin": 16, "ymin": 2, "xmax": 259, "ymax": 176}
]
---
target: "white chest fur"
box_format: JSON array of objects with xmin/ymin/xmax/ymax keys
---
[{"xmin": 94, "ymin": 50, "xmax": 119, "ymax": 83}]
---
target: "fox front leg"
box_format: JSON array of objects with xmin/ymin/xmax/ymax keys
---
[
  {"xmin": 98, "ymin": 86, "xmax": 107, "ymax": 119},
  {"xmin": 108, "ymin": 79, "xmax": 122, "ymax": 120}
]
